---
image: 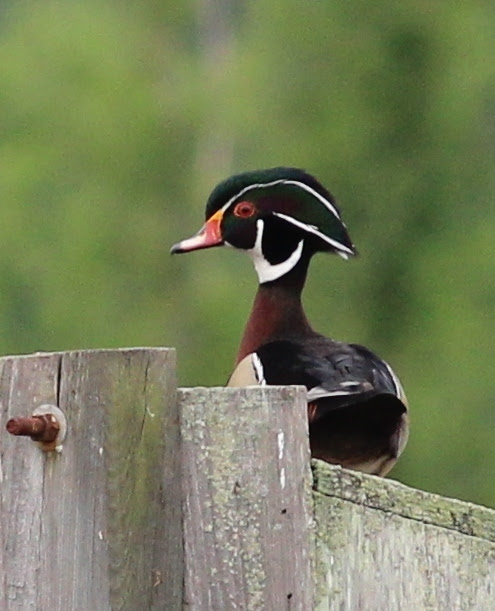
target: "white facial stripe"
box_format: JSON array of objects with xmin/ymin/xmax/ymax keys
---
[
  {"xmin": 218, "ymin": 178, "xmax": 342, "ymax": 220},
  {"xmin": 248, "ymin": 219, "xmax": 304, "ymax": 283},
  {"xmin": 273, "ymin": 212, "xmax": 354, "ymax": 256},
  {"xmin": 281, "ymin": 180, "xmax": 341, "ymax": 219}
]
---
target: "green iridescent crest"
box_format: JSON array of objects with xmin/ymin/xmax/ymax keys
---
[{"xmin": 206, "ymin": 167, "xmax": 355, "ymax": 257}]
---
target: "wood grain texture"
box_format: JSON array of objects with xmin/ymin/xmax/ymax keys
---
[
  {"xmin": 4, "ymin": 356, "xmax": 495, "ymax": 611},
  {"xmin": 312, "ymin": 461, "xmax": 495, "ymax": 611},
  {"xmin": 180, "ymin": 385, "xmax": 314, "ymax": 611},
  {"xmin": 0, "ymin": 348, "xmax": 181, "ymax": 611}
]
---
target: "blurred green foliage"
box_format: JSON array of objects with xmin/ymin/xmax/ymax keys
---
[{"xmin": 1, "ymin": 1, "xmax": 494, "ymax": 505}]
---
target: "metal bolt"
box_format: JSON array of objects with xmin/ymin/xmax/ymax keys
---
[
  {"xmin": 5, "ymin": 404, "xmax": 67, "ymax": 452},
  {"xmin": 6, "ymin": 414, "xmax": 60, "ymax": 443}
]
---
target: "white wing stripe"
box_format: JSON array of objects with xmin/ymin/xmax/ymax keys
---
[
  {"xmin": 383, "ymin": 360, "xmax": 401, "ymax": 398},
  {"xmin": 251, "ymin": 353, "xmax": 266, "ymax": 385},
  {"xmin": 307, "ymin": 386, "xmax": 355, "ymax": 401}
]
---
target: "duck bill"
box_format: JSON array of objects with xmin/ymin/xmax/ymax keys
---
[{"xmin": 170, "ymin": 210, "xmax": 224, "ymax": 254}]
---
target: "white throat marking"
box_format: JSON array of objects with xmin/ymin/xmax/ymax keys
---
[{"xmin": 248, "ymin": 219, "xmax": 304, "ymax": 284}]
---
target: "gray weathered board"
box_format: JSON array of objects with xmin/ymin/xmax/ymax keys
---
[
  {"xmin": 0, "ymin": 349, "xmax": 181, "ymax": 610},
  {"xmin": 313, "ymin": 462, "xmax": 495, "ymax": 611},
  {"xmin": 179, "ymin": 385, "xmax": 314, "ymax": 610},
  {"xmin": 1, "ymin": 348, "xmax": 495, "ymax": 610}
]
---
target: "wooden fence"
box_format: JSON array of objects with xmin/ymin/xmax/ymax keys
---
[{"xmin": 1, "ymin": 348, "xmax": 494, "ymax": 610}]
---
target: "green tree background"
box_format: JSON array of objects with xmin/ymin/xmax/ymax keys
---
[{"xmin": 1, "ymin": 1, "xmax": 494, "ymax": 505}]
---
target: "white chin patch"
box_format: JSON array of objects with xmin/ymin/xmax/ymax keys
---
[{"xmin": 248, "ymin": 219, "xmax": 304, "ymax": 283}]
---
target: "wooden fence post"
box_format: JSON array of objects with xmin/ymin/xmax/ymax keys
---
[
  {"xmin": 0, "ymin": 348, "xmax": 182, "ymax": 610},
  {"xmin": 179, "ymin": 386, "xmax": 315, "ymax": 610}
]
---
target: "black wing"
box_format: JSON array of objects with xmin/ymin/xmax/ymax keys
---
[
  {"xmin": 255, "ymin": 337, "xmax": 407, "ymax": 415},
  {"xmin": 255, "ymin": 337, "xmax": 408, "ymax": 474}
]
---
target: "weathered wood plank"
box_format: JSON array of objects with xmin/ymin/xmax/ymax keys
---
[
  {"xmin": 180, "ymin": 385, "xmax": 314, "ymax": 611},
  {"xmin": 313, "ymin": 461, "xmax": 495, "ymax": 611},
  {"xmin": 0, "ymin": 353, "xmax": 61, "ymax": 608},
  {"xmin": 0, "ymin": 348, "xmax": 181, "ymax": 611}
]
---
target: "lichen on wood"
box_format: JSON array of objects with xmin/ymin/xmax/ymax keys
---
[
  {"xmin": 180, "ymin": 385, "xmax": 315, "ymax": 610},
  {"xmin": 313, "ymin": 461, "xmax": 495, "ymax": 611}
]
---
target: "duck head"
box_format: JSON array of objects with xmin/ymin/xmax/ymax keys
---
[{"xmin": 171, "ymin": 167, "xmax": 356, "ymax": 283}]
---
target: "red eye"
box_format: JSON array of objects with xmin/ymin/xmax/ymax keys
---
[{"xmin": 234, "ymin": 201, "xmax": 256, "ymax": 218}]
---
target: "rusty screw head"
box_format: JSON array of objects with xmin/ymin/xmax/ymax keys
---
[{"xmin": 6, "ymin": 414, "xmax": 60, "ymax": 443}]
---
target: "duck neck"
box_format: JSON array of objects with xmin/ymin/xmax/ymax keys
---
[{"xmin": 236, "ymin": 255, "xmax": 314, "ymax": 363}]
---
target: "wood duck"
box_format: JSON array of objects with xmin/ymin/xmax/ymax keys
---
[{"xmin": 171, "ymin": 167, "xmax": 408, "ymax": 476}]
